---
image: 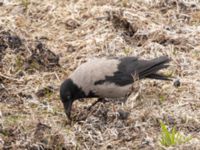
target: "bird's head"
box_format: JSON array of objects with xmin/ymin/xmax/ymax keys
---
[
  {"xmin": 60, "ymin": 79, "xmax": 76, "ymax": 120},
  {"xmin": 60, "ymin": 78, "xmax": 86, "ymax": 120}
]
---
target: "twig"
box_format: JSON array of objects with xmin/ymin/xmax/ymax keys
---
[{"xmin": 0, "ymin": 73, "xmax": 23, "ymax": 82}]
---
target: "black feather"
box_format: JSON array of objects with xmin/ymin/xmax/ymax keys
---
[
  {"xmin": 94, "ymin": 56, "xmax": 171, "ymax": 86},
  {"xmin": 147, "ymin": 73, "xmax": 172, "ymax": 81}
]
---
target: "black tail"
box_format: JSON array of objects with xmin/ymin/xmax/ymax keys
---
[
  {"xmin": 147, "ymin": 73, "xmax": 172, "ymax": 81},
  {"xmin": 138, "ymin": 56, "xmax": 171, "ymax": 80}
]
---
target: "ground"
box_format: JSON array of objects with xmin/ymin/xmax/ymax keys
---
[{"xmin": 0, "ymin": 0, "xmax": 200, "ymax": 149}]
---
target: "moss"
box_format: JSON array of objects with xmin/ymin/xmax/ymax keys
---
[
  {"xmin": 3, "ymin": 114, "xmax": 27, "ymax": 126},
  {"xmin": 15, "ymin": 55, "xmax": 24, "ymax": 72},
  {"xmin": 123, "ymin": 47, "xmax": 131, "ymax": 56}
]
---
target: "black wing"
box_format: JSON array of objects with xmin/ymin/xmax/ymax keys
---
[{"xmin": 94, "ymin": 56, "xmax": 171, "ymax": 86}]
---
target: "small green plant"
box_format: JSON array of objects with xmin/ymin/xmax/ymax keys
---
[
  {"xmin": 159, "ymin": 95, "xmax": 165, "ymax": 104},
  {"xmin": 159, "ymin": 121, "xmax": 192, "ymax": 147},
  {"xmin": 21, "ymin": 0, "xmax": 30, "ymax": 11},
  {"xmin": 30, "ymin": 60, "xmax": 40, "ymax": 70},
  {"xmin": 15, "ymin": 55, "xmax": 24, "ymax": 72},
  {"xmin": 123, "ymin": 47, "xmax": 131, "ymax": 55}
]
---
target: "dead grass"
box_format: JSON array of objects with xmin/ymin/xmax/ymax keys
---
[{"xmin": 0, "ymin": 0, "xmax": 200, "ymax": 149}]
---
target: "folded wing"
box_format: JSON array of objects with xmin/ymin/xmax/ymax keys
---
[{"xmin": 94, "ymin": 56, "xmax": 171, "ymax": 86}]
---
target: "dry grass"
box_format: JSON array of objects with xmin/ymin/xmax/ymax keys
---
[{"xmin": 0, "ymin": 0, "xmax": 200, "ymax": 149}]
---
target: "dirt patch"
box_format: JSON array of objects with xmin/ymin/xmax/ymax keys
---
[
  {"xmin": 108, "ymin": 10, "xmax": 138, "ymax": 37},
  {"xmin": 0, "ymin": 31, "xmax": 23, "ymax": 51},
  {"xmin": 36, "ymin": 85, "xmax": 55, "ymax": 98},
  {"xmin": 0, "ymin": 30, "xmax": 60, "ymax": 75},
  {"xmin": 24, "ymin": 42, "xmax": 60, "ymax": 73}
]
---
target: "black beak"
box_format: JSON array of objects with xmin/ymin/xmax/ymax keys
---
[{"xmin": 63, "ymin": 100, "xmax": 73, "ymax": 120}]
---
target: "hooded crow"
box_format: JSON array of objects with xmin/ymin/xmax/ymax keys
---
[{"xmin": 60, "ymin": 56, "xmax": 171, "ymax": 119}]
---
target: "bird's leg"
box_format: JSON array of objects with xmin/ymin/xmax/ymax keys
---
[{"xmin": 87, "ymin": 98, "xmax": 108, "ymax": 111}]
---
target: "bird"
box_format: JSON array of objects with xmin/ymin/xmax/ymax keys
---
[{"xmin": 60, "ymin": 55, "xmax": 172, "ymax": 119}]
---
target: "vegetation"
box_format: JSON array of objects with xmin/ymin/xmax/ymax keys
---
[{"xmin": 159, "ymin": 121, "xmax": 192, "ymax": 147}]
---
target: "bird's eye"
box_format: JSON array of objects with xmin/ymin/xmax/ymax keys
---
[{"xmin": 67, "ymin": 95, "xmax": 71, "ymax": 100}]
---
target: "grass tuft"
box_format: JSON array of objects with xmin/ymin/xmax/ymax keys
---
[
  {"xmin": 21, "ymin": 0, "xmax": 30, "ymax": 11},
  {"xmin": 159, "ymin": 121, "xmax": 192, "ymax": 147}
]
